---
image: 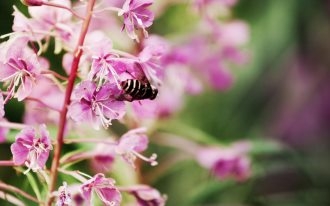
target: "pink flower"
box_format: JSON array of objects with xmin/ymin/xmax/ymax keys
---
[
  {"xmin": 81, "ymin": 173, "xmax": 121, "ymax": 206},
  {"xmin": 196, "ymin": 141, "xmax": 252, "ymax": 181},
  {"xmin": 90, "ymin": 144, "xmax": 116, "ymax": 173},
  {"xmin": 10, "ymin": 124, "xmax": 53, "ymax": 173},
  {"xmin": 131, "ymin": 64, "xmax": 203, "ymax": 119},
  {"xmin": 137, "ymin": 35, "xmax": 169, "ymax": 86},
  {"xmin": 78, "ymin": 31, "xmax": 134, "ymax": 88},
  {"xmin": 89, "ymin": 54, "xmax": 128, "ymax": 89},
  {"xmin": 203, "ymin": 55, "xmax": 234, "ymax": 90},
  {"xmin": 68, "ymin": 81, "xmax": 125, "ymax": 129},
  {"xmin": 216, "ymin": 21, "xmax": 250, "ymax": 47},
  {"xmin": 24, "ymin": 76, "xmax": 64, "ymax": 125},
  {"xmin": 126, "ymin": 185, "xmax": 167, "ymax": 206},
  {"xmin": 131, "ymin": 78, "xmax": 183, "ymax": 119},
  {"xmin": 115, "ymin": 127, "xmax": 157, "ymax": 167},
  {"xmin": 0, "ymin": 36, "xmax": 41, "ymax": 101},
  {"xmin": 54, "ymin": 182, "xmax": 72, "ymax": 206},
  {"xmin": 194, "ymin": 0, "xmax": 238, "ymax": 11},
  {"xmin": 213, "ymin": 20, "xmax": 250, "ymax": 64},
  {"xmin": 21, "ymin": 0, "xmax": 44, "ymax": 6},
  {"xmin": 13, "ymin": 0, "xmax": 76, "ymax": 48},
  {"xmin": 119, "ymin": 0, "xmax": 154, "ymax": 41}
]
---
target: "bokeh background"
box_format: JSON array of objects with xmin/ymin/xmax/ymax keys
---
[{"xmin": 1, "ymin": 0, "xmax": 330, "ymax": 205}]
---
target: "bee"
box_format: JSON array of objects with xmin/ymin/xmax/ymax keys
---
[{"xmin": 117, "ymin": 63, "xmax": 158, "ymax": 102}]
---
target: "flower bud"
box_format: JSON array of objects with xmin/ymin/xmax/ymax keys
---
[{"xmin": 21, "ymin": 0, "xmax": 43, "ymax": 6}]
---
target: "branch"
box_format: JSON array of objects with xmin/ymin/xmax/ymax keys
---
[
  {"xmin": 0, "ymin": 181, "xmax": 41, "ymax": 204},
  {"xmin": 47, "ymin": 0, "xmax": 97, "ymax": 205}
]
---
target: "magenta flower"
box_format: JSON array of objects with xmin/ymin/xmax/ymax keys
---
[
  {"xmin": 10, "ymin": 124, "xmax": 53, "ymax": 173},
  {"xmin": 13, "ymin": 0, "xmax": 75, "ymax": 48},
  {"xmin": 196, "ymin": 141, "xmax": 251, "ymax": 181},
  {"xmin": 54, "ymin": 183, "xmax": 86, "ymax": 206},
  {"xmin": 137, "ymin": 35, "xmax": 169, "ymax": 86},
  {"xmin": 89, "ymin": 53, "xmax": 128, "ymax": 89},
  {"xmin": 119, "ymin": 0, "xmax": 154, "ymax": 41},
  {"xmin": 203, "ymin": 55, "xmax": 234, "ymax": 90},
  {"xmin": 54, "ymin": 182, "xmax": 72, "ymax": 206},
  {"xmin": 115, "ymin": 127, "xmax": 157, "ymax": 167},
  {"xmin": 126, "ymin": 185, "xmax": 167, "ymax": 206},
  {"xmin": 81, "ymin": 173, "xmax": 122, "ymax": 206},
  {"xmin": 132, "ymin": 64, "xmax": 203, "ymax": 119},
  {"xmin": 131, "ymin": 84, "xmax": 184, "ymax": 119},
  {"xmin": 21, "ymin": 0, "xmax": 43, "ymax": 6},
  {"xmin": 74, "ymin": 31, "xmax": 137, "ymax": 89},
  {"xmin": 24, "ymin": 76, "xmax": 64, "ymax": 125},
  {"xmin": 0, "ymin": 36, "xmax": 41, "ymax": 101},
  {"xmin": 90, "ymin": 144, "xmax": 116, "ymax": 173},
  {"xmin": 68, "ymin": 81, "xmax": 125, "ymax": 129}
]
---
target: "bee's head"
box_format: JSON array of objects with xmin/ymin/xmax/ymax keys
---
[{"xmin": 149, "ymin": 86, "xmax": 158, "ymax": 100}]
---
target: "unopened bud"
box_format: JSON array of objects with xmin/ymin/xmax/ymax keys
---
[{"xmin": 21, "ymin": 0, "xmax": 44, "ymax": 6}]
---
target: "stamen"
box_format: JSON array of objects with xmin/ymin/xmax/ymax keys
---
[{"xmin": 132, "ymin": 151, "xmax": 158, "ymax": 166}]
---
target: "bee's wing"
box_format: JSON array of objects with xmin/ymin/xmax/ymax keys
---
[{"xmin": 132, "ymin": 62, "xmax": 149, "ymax": 83}]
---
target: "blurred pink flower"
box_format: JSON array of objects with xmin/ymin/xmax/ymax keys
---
[
  {"xmin": 13, "ymin": 0, "xmax": 77, "ymax": 48},
  {"xmin": 203, "ymin": 55, "xmax": 234, "ymax": 90},
  {"xmin": 115, "ymin": 127, "xmax": 157, "ymax": 167},
  {"xmin": 81, "ymin": 173, "xmax": 121, "ymax": 206},
  {"xmin": 196, "ymin": 141, "xmax": 252, "ymax": 181},
  {"xmin": 119, "ymin": 0, "xmax": 154, "ymax": 41},
  {"xmin": 10, "ymin": 124, "xmax": 53, "ymax": 173},
  {"xmin": 77, "ymin": 31, "xmax": 136, "ymax": 88},
  {"xmin": 213, "ymin": 20, "xmax": 250, "ymax": 64},
  {"xmin": 90, "ymin": 144, "xmax": 116, "ymax": 173},
  {"xmin": 24, "ymin": 76, "xmax": 64, "ymax": 125},
  {"xmin": 0, "ymin": 36, "xmax": 41, "ymax": 101},
  {"xmin": 126, "ymin": 185, "xmax": 167, "ymax": 206},
  {"xmin": 21, "ymin": 0, "xmax": 43, "ymax": 6},
  {"xmin": 68, "ymin": 81, "xmax": 125, "ymax": 129},
  {"xmin": 137, "ymin": 35, "xmax": 170, "ymax": 85},
  {"xmin": 194, "ymin": 0, "xmax": 238, "ymax": 9},
  {"xmin": 131, "ymin": 66, "xmax": 192, "ymax": 119},
  {"xmin": 54, "ymin": 182, "xmax": 72, "ymax": 206}
]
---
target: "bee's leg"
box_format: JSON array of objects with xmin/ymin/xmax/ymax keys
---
[{"xmin": 115, "ymin": 92, "xmax": 134, "ymax": 102}]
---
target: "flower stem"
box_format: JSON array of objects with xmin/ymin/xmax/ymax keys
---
[
  {"xmin": 0, "ymin": 121, "xmax": 27, "ymax": 130},
  {"xmin": 42, "ymin": 1, "xmax": 85, "ymax": 20},
  {"xmin": 41, "ymin": 70, "xmax": 68, "ymax": 81},
  {"xmin": 63, "ymin": 138, "xmax": 117, "ymax": 144},
  {"xmin": 0, "ymin": 160, "xmax": 16, "ymax": 166},
  {"xmin": 47, "ymin": 0, "xmax": 96, "ymax": 205},
  {"xmin": 0, "ymin": 181, "xmax": 41, "ymax": 204}
]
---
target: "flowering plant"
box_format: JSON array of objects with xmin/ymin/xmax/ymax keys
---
[{"xmin": 0, "ymin": 0, "xmax": 253, "ymax": 205}]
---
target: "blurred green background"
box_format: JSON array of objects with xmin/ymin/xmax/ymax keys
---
[{"xmin": 1, "ymin": 0, "xmax": 330, "ymax": 205}]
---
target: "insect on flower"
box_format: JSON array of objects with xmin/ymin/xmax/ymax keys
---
[{"xmin": 117, "ymin": 63, "xmax": 158, "ymax": 102}]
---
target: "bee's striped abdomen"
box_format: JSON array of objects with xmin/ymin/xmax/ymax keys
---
[{"xmin": 120, "ymin": 79, "xmax": 158, "ymax": 101}]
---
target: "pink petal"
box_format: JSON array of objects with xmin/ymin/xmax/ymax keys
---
[{"xmin": 11, "ymin": 142, "xmax": 29, "ymax": 165}]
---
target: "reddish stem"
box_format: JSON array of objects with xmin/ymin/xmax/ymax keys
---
[
  {"xmin": 47, "ymin": 0, "xmax": 96, "ymax": 205},
  {"xmin": 41, "ymin": 70, "xmax": 68, "ymax": 81},
  {"xmin": 0, "ymin": 160, "xmax": 16, "ymax": 167},
  {"xmin": 42, "ymin": 1, "xmax": 85, "ymax": 20},
  {"xmin": 0, "ymin": 181, "xmax": 41, "ymax": 204}
]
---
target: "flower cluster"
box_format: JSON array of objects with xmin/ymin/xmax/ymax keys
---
[{"xmin": 0, "ymin": 0, "xmax": 251, "ymax": 205}]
